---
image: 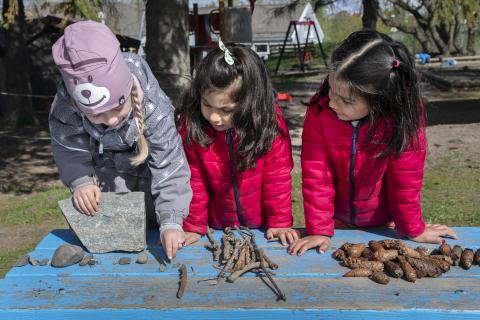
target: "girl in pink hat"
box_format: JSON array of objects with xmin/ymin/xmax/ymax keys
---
[{"xmin": 49, "ymin": 20, "xmax": 192, "ymax": 260}]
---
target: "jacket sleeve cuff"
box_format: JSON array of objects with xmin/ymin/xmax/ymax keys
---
[
  {"xmin": 157, "ymin": 210, "xmax": 187, "ymax": 226},
  {"xmin": 183, "ymin": 221, "xmax": 207, "ymax": 235},
  {"xmin": 306, "ymin": 225, "xmax": 334, "ymax": 237},
  {"xmin": 69, "ymin": 175, "xmax": 98, "ymax": 192},
  {"xmin": 397, "ymin": 221, "xmax": 426, "ymax": 238}
]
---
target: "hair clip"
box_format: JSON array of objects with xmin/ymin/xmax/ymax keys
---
[
  {"xmin": 392, "ymin": 59, "xmax": 401, "ymax": 68},
  {"xmin": 219, "ymin": 38, "xmax": 234, "ymax": 66}
]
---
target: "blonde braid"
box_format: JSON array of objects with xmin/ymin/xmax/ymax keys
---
[{"xmin": 130, "ymin": 83, "xmax": 149, "ymax": 166}]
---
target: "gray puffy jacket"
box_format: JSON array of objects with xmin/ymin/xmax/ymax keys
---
[{"xmin": 49, "ymin": 53, "xmax": 192, "ymax": 226}]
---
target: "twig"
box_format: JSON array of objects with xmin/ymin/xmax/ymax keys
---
[
  {"xmin": 177, "ymin": 264, "xmax": 188, "ymax": 299},
  {"xmin": 227, "ymin": 262, "xmax": 261, "ymax": 282}
]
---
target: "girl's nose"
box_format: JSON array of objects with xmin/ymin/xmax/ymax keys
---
[{"xmin": 209, "ymin": 112, "xmax": 221, "ymax": 123}]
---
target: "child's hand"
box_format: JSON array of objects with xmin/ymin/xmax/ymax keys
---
[
  {"xmin": 266, "ymin": 228, "xmax": 301, "ymax": 246},
  {"xmin": 161, "ymin": 229, "xmax": 185, "ymax": 260},
  {"xmin": 288, "ymin": 235, "xmax": 331, "ymax": 256},
  {"xmin": 184, "ymin": 232, "xmax": 202, "ymax": 246},
  {"xmin": 409, "ymin": 223, "xmax": 458, "ymax": 244},
  {"xmin": 73, "ymin": 184, "xmax": 101, "ymax": 215}
]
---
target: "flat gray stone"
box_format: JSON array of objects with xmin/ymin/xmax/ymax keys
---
[
  {"xmin": 59, "ymin": 192, "xmax": 146, "ymax": 253},
  {"xmin": 51, "ymin": 244, "xmax": 84, "ymax": 268}
]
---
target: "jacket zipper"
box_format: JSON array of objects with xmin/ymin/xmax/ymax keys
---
[
  {"xmin": 349, "ymin": 122, "xmax": 360, "ymax": 225},
  {"xmin": 226, "ymin": 129, "xmax": 245, "ymax": 226}
]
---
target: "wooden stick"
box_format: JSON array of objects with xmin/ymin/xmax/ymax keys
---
[
  {"xmin": 177, "ymin": 264, "xmax": 187, "ymax": 299},
  {"xmin": 227, "ymin": 262, "xmax": 261, "ymax": 282}
]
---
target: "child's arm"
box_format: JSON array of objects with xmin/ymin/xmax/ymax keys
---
[
  {"xmin": 386, "ymin": 128, "xmax": 426, "ymax": 238},
  {"xmin": 49, "ymin": 88, "xmax": 99, "ymax": 194},
  {"xmin": 262, "ymin": 112, "xmax": 295, "ymax": 244},
  {"xmin": 181, "ymin": 135, "xmax": 211, "ymax": 242},
  {"xmin": 290, "ymin": 106, "xmax": 336, "ymax": 255},
  {"xmin": 301, "ymin": 106, "xmax": 336, "ymax": 238},
  {"xmin": 386, "ymin": 136, "xmax": 458, "ymax": 243}
]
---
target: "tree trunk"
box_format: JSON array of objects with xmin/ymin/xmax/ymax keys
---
[
  {"xmin": 145, "ymin": 0, "xmax": 190, "ymax": 107},
  {"xmin": 1, "ymin": 0, "xmax": 38, "ymax": 127},
  {"xmin": 362, "ymin": 0, "xmax": 378, "ymax": 30},
  {"xmin": 466, "ymin": 14, "xmax": 478, "ymax": 55}
]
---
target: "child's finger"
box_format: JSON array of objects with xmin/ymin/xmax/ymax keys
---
[
  {"xmin": 288, "ymin": 240, "xmax": 303, "ymax": 255},
  {"xmin": 278, "ymin": 233, "xmax": 288, "ymax": 246},
  {"xmin": 73, "ymin": 197, "xmax": 82, "ymax": 213},
  {"xmin": 164, "ymin": 236, "xmax": 174, "ymax": 260},
  {"xmin": 286, "ymin": 232, "xmax": 295, "ymax": 245},
  {"xmin": 266, "ymin": 229, "xmax": 274, "ymax": 240},
  {"xmin": 94, "ymin": 188, "xmax": 101, "ymax": 203},
  {"xmin": 82, "ymin": 194, "xmax": 95, "ymax": 215},
  {"xmin": 318, "ymin": 240, "xmax": 330, "ymax": 254},
  {"xmin": 76, "ymin": 197, "xmax": 88, "ymax": 215},
  {"xmin": 86, "ymin": 192, "xmax": 98, "ymax": 212},
  {"xmin": 171, "ymin": 241, "xmax": 178, "ymax": 259},
  {"xmin": 291, "ymin": 230, "xmax": 300, "ymax": 242},
  {"xmin": 297, "ymin": 241, "xmax": 314, "ymax": 256}
]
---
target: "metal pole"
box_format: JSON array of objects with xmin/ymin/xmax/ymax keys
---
[
  {"xmin": 275, "ymin": 21, "xmax": 293, "ymax": 75},
  {"xmin": 293, "ymin": 22, "xmax": 304, "ymax": 72},
  {"xmin": 313, "ymin": 23, "xmax": 328, "ymax": 67}
]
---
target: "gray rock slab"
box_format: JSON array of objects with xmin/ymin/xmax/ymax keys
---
[{"xmin": 59, "ymin": 192, "xmax": 146, "ymax": 253}]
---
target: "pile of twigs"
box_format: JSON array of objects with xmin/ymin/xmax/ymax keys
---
[
  {"xmin": 205, "ymin": 226, "xmax": 286, "ymax": 301},
  {"xmin": 334, "ymin": 240, "xmax": 480, "ymax": 285}
]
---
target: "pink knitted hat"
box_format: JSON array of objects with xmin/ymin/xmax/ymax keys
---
[{"xmin": 52, "ymin": 20, "xmax": 133, "ymax": 114}]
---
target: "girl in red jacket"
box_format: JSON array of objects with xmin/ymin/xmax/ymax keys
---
[
  {"xmin": 176, "ymin": 41, "xmax": 298, "ymax": 246},
  {"xmin": 290, "ymin": 30, "xmax": 457, "ymax": 255}
]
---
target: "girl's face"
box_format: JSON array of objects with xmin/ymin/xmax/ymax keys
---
[
  {"xmin": 328, "ymin": 76, "xmax": 369, "ymax": 121},
  {"xmin": 84, "ymin": 96, "xmax": 132, "ymax": 127},
  {"xmin": 201, "ymin": 88, "xmax": 237, "ymax": 131}
]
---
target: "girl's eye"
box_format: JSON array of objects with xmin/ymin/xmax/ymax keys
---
[
  {"xmin": 222, "ymin": 108, "xmax": 233, "ymax": 113},
  {"xmin": 342, "ymin": 99, "xmax": 352, "ymax": 105}
]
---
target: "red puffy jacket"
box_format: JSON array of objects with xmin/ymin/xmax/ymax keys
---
[
  {"xmin": 181, "ymin": 108, "xmax": 294, "ymax": 235},
  {"xmin": 302, "ymin": 95, "xmax": 426, "ymax": 238}
]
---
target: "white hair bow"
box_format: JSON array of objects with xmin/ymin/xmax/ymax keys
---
[{"xmin": 219, "ymin": 38, "xmax": 234, "ymax": 66}]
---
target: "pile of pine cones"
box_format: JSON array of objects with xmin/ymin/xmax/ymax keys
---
[{"xmin": 334, "ymin": 240, "xmax": 480, "ymax": 285}]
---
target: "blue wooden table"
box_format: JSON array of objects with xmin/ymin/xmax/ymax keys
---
[{"xmin": 0, "ymin": 227, "xmax": 479, "ymax": 319}]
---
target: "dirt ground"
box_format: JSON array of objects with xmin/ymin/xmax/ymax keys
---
[{"xmin": 1, "ymin": 81, "xmax": 479, "ymax": 253}]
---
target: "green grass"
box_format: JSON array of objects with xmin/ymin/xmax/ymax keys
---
[
  {"xmin": 292, "ymin": 172, "xmax": 304, "ymax": 227},
  {"xmin": 0, "ymin": 245, "xmax": 34, "ymax": 278},
  {"xmin": 422, "ymin": 158, "xmax": 480, "ymax": 226},
  {"xmin": 0, "ymin": 186, "xmax": 69, "ymax": 278},
  {"xmin": 0, "ymin": 186, "xmax": 70, "ymax": 227}
]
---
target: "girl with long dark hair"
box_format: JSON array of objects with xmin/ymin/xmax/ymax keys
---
[
  {"xmin": 176, "ymin": 42, "xmax": 298, "ymax": 246},
  {"xmin": 291, "ymin": 30, "xmax": 457, "ymax": 255}
]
